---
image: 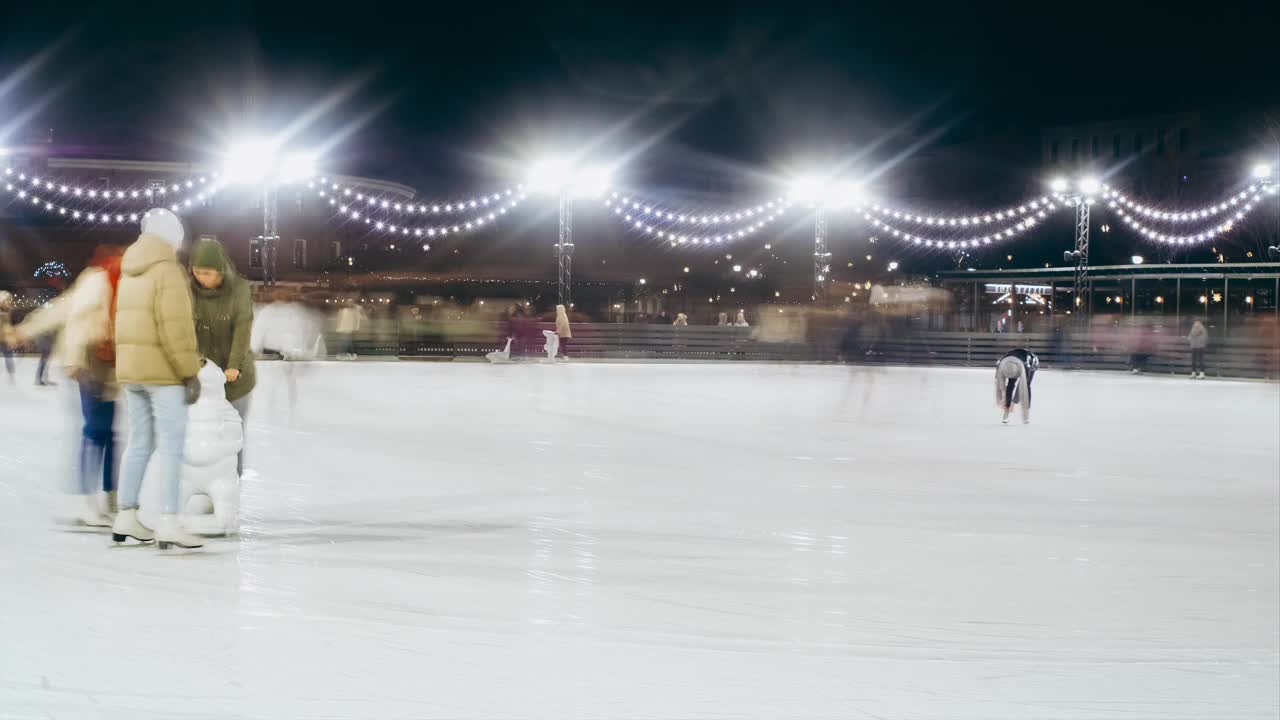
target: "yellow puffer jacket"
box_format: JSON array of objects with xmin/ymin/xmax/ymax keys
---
[{"xmin": 115, "ymin": 234, "xmax": 200, "ymax": 385}]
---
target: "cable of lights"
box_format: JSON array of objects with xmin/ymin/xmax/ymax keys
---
[
  {"xmin": 312, "ymin": 178, "xmax": 522, "ymax": 216},
  {"xmin": 328, "ymin": 192, "xmax": 528, "ymax": 239},
  {"xmin": 1101, "ymin": 183, "xmax": 1265, "ymax": 223},
  {"xmin": 1105, "ymin": 186, "xmax": 1274, "ymax": 245},
  {"xmin": 3, "ymin": 180, "xmax": 221, "ymax": 224},
  {"xmin": 3, "ymin": 167, "xmax": 216, "ymax": 203},
  {"xmin": 603, "ymin": 198, "xmax": 790, "ymax": 246},
  {"xmin": 860, "ymin": 200, "xmax": 1062, "ymax": 249},
  {"xmin": 605, "ymin": 190, "xmax": 790, "ymax": 227},
  {"xmin": 864, "ymin": 195, "xmax": 1059, "ymax": 228}
]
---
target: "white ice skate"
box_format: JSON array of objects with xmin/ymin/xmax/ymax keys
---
[
  {"xmin": 57, "ymin": 494, "xmax": 112, "ymax": 528},
  {"xmin": 111, "ymin": 508, "xmax": 154, "ymax": 543},
  {"xmin": 156, "ymin": 514, "xmax": 204, "ymax": 550},
  {"xmin": 1001, "ymin": 408, "xmax": 1010, "ymax": 424}
]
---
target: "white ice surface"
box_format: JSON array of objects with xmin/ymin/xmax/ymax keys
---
[{"xmin": 1, "ymin": 359, "xmax": 1277, "ymax": 719}]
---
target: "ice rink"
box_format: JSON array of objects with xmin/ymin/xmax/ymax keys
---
[{"xmin": 1, "ymin": 358, "xmax": 1277, "ymax": 719}]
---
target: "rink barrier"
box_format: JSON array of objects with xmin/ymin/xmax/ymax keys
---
[{"xmin": 321, "ymin": 324, "xmax": 1279, "ymax": 379}]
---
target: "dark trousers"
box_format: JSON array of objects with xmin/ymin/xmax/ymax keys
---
[
  {"xmin": 558, "ymin": 337, "xmax": 570, "ymax": 358},
  {"xmin": 35, "ymin": 345, "xmax": 51, "ymax": 384},
  {"xmin": 1, "ymin": 344, "xmax": 13, "ymax": 377},
  {"xmin": 79, "ymin": 383, "xmax": 116, "ymax": 493},
  {"xmin": 1191, "ymin": 348, "xmax": 1206, "ymax": 373},
  {"xmin": 1004, "ymin": 368, "xmax": 1034, "ymax": 408}
]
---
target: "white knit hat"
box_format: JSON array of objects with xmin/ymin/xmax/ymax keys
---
[{"xmin": 140, "ymin": 208, "xmax": 186, "ymax": 251}]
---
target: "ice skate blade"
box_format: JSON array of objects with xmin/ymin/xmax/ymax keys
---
[
  {"xmin": 157, "ymin": 540, "xmax": 204, "ymax": 550},
  {"xmin": 112, "ymin": 533, "xmax": 154, "ymax": 544}
]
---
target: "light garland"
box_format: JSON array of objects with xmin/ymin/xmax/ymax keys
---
[
  {"xmin": 605, "ymin": 201, "xmax": 789, "ymax": 246},
  {"xmin": 1102, "ymin": 183, "xmax": 1264, "ymax": 223},
  {"xmin": 861, "ymin": 201, "xmax": 1061, "ymax": 249},
  {"xmin": 2, "ymin": 179, "xmax": 222, "ymax": 225},
  {"xmin": 3, "ymin": 167, "xmax": 216, "ymax": 203},
  {"xmin": 1105, "ymin": 186, "xmax": 1273, "ymax": 245},
  {"xmin": 329, "ymin": 192, "xmax": 527, "ymax": 239},
  {"xmin": 605, "ymin": 191, "xmax": 790, "ymax": 226},
  {"xmin": 310, "ymin": 178, "xmax": 521, "ymax": 216},
  {"xmin": 865, "ymin": 195, "xmax": 1058, "ymax": 228}
]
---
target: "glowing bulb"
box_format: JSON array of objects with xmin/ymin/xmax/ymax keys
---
[{"xmin": 1049, "ymin": 177, "xmax": 1069, "ymax": 193}]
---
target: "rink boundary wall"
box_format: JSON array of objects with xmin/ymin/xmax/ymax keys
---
[{"xmin": 324, "ymin": 323, "xmax": 1280, "ymax": 380}]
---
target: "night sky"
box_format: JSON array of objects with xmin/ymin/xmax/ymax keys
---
[
  {"xmin": 3, "ymin": 1, "xmax": 1279, "ymax": 282},
  {"xmin": 4, "ymin": 1, "xmax": 1277, "ymax": 194}
]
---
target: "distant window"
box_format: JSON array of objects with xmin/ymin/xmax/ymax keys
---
[
  {"xmin": 1050, "ymin": 140, "xmax": 1059, "ymax": 163},
  {"xmin": 1113, "ymin": 134, "xmax": 1122, "ymax": 158},
  {"xmin": 1134, "ymin": 133, "xmax": 1143, "ymax": 154},
  {"xmin": 1156, "ymin": 129, "xmax": 1165, "ymax": 155},
  {"xmin": 249, "ymin": 238, "xmax": 263, "ymax": 269},
  {"xmin": 331, "ymin": 241, "xmax": 341, "ymax": 260},
  {"xmin": 293, "ymin": 238, "xmax": 307, "ymax": 269},
  {"xmin": 1091, "ymin": 136, "xmax": 1099, "ymax": 158},
  {"xmin": 1179, "ymin": 127, "xmax": 1189, "ymax": 152},
  {"xmin": 1070, "ymin": 138, "xmax": 1079, "ymax": 161}
]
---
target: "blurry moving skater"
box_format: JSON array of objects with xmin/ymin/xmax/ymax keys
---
[
  {"xmin": 554, "ymin": 304, "xmax": 572, "ymax": 358},
  {"xmin": 6, "ymin": 245, "xmax": 125, "ymax": 526},
  {"xmin": 995, "ymin": 348, "xmax": 1038, "ymax": 424},
  {"xmin": 1187, "ymin": 320, "xmax": 1208, "ymax": 379},
  {"xmin": 0, "ymin": 291, "xmax": 14, "ymax": 382},
  {"xmin": 252, "ymin": 288, "xmax": 326, "ymax": 425}
]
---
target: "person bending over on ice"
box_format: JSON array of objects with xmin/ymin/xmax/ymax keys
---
[{"xmin": 995, "ymin": 348, "xmax": 1038, "ymax": 424}]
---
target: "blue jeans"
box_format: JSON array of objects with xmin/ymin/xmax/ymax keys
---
[
  {"xmin": 77, "ymin": 381, "xmax": 116, "ymax": 495},
  {"xmin": 118, "ymin": 384, "xmax": 188, "ymax": 514}
]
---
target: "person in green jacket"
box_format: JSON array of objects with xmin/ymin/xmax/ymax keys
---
[{"xmin": 189, "ymin": 238, "xmax": 256, "ymax": 475}]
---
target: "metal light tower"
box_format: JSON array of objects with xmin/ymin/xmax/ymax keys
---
[
  {"xmin": 259, "ymin": 185, "xmax": 280, "ymax": 286},
  {"xmin": 1071, "ymin": 198, "xmax": 1089, "ymax": 314},
  {"xmin": 556, "ymin": 192, "xmax": 574, "ymax": 307},
  {"xmin": 1054, "ymin": 176, "xmax": 1099, "ymax": 320},
  {"xmin": 813, "ymin": 207, "xmax": 832, "ymax": 302}
]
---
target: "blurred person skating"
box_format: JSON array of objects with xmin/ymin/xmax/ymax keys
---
[
  {"xmin": 995, "ymin": 348, "xmax": 1038, "ymax": 424},
  {"xmin": 717, "ymin": 312, "xmax": 729, "ymax": 327},
  {"xmin": 190, "ymin": 239, "xmax": 255, "ymax": 474},
  {"xmin": 111, "ymin": 209, "xmax": 204, "ymax": 550},
  {"xmin": 554, "ymin": 304, "xmax": 572, "ymax": 359},
  {"xmin": 334, "ymin": 300, "xmax": 364, "ymax": 359},
  {"xmin": 7, "ymin": 245, "xmax": 125, "ymax": 527},
  {"xmin": 251, "ymin": 288, "xmax": 326, "ymax": 423},
  {"xmin": 672, "ymin": 313, "xmax": 688, "ymax": 326},
  {"xmin": 734, "ymin": 310, "xmax": 750, "ymax": 327},
  {"xmin": 0, "ymin": 291, "xmax": 14, "ymax": 382},
  {"xmin": 1188, "ymin": 320, "xmax": 1208, "ymax": 379}
]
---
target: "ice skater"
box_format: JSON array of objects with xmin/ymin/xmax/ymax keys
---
[{"xmin": 995, "ymin": 348, "xmax": 1038, "ymax": 424}]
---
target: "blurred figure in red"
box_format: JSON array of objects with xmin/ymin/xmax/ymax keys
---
[{"xmin": 7, "ymin": 245, "xmax": 125, "ymax": 525}]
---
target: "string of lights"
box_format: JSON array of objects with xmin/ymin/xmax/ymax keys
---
[
  {"xmin": 329, "ymin": 192, "xmax": 527, "ymax": 239},
  {"xmin": 311, "ymin": 178, "xmax": 521, "ymax": 216},
  {"xmin": 3, "ymin": 167, "xmax": 216, "ymax": 203},
  {"xmin": 1101, "ymin": 183, "xmax": 1265, "ymax": 223},
  {"xmin": 2, "ymin": 179, "xmax": 221, "ymax": 224},
  {"xmin": 604, "ymin": 191, "xmax": 790, "ymax": 227},
  {"xmin": 1105, "ymin": 185, "xmax": 1274, "ymax": 245},
  {"xmin": 603, "ymin": 198, "xmax": 790, "ymax": 246},
  {"xmin": 860, "ymin": 201, "xmax": 1061, "ymax": 249},
  {"xmin": 864, "ymin": 195, "xmax": 1059, "ymax": 228}
]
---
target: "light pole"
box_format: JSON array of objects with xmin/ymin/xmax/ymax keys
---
[
  {"xmin": 1054, "ymin": 175, "xmax": 1100, "ymax": 321},
  {"xmin": 223, "ymin": 139, "xmax": 316, "ymax": 287},
  {"xmin": 526, "ymin": 158, "xmax": 612, "ymax": 308},
  {"xmin": 789, "ymin": 175, "xmax": 861, "ymax": 303}
]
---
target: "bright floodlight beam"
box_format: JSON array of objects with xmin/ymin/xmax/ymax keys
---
[
  {"xmin": 1253, "ymin": 163, "xmax": 1273, "ymax": 180},
  {"xmin": 788, "ymin": 174, "xmax": 825, "ymax": 205},
  {"xmin": 525, "ymin": 158, "xmax": 612, "ymax": 197},
  {"xmin": 223, "ymin": 138, "xmax": 279, "ymax": 185},
  {"xmin": 279, "ymin": 151, "xmax": 318, "ymax": 184},
  {"xmin": 1077, "ymin": 176, "xmax": 1101, "ymax": 195},
  {"xmin": 1049, "ymin": 177, "xmax": 1069, "ymax": 193}
]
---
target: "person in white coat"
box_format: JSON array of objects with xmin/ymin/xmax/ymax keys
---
[{"xmin": 6, "ymin": 245, "xmax": 125, "ymax": 526}]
